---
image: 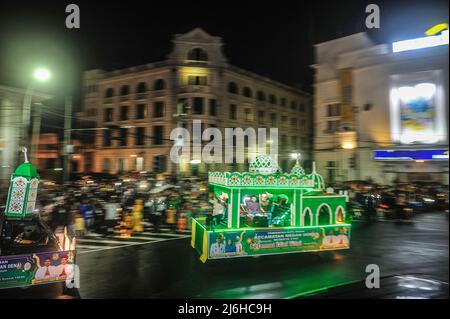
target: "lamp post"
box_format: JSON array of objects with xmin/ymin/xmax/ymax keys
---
[{"xmin": 22, "ymin": 68, "xmax": 51, "ymax": 167}]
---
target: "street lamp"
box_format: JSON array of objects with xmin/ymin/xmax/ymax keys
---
[{"xmin": 33, "ymin": 68, "xmax": 51, "ymax": 82}]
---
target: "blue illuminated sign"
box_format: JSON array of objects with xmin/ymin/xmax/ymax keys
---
[{"xmin": 374, "ymin": 149, "xmax": 449, "ymax": 161}]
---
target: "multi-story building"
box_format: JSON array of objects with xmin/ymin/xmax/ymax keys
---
[
  {"xmin": 313, "ymin": 30, "xmax": 448, "ymax": 185},
  {"xmin": 79, "ymin": 28, "xmax": 312, "ymax": 176}
]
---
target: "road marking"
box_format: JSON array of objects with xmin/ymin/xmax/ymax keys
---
[
  {"xmin": 77, "ymin": 238, "xmax": 145, "ymax": 245},
  {"xmin": 139, "ymin": 231, "xmax": 188, "ymax": 237},
  {"xmin": 77, "ymin": 236, "xmax": 188, "ymax": 255}
]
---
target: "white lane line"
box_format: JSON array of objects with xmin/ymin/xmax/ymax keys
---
[
  {"xmin": 139, "ymin": 231, "xmax": 188, "ymax": 237},
  {"xmin": 77, "ymin": 238, "xmax": 145, "ymax": 245},
  {"xmin": 77, "ymin": 236, "xmax": 189, "ymax": 255},
  {"xmin": 77, "ymin": 244, "xmax": 120, "ymax": 250},
  {"xmin": 112, "ymin": 235, "xmax": 166, "ymax": 241}
]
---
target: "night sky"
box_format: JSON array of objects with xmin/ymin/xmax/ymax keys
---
[{"xmin": 0, "ymin": 0, "xmax": 448, "ymax": 102}]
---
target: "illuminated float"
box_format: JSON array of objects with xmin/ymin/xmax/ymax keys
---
[
  {"xmin": 191, "ymin": 154, "xmax": 351, "ymax": 263},
  {"xmin": 0, "ymin": 148, "xmax": 76, "ymax": 289}
]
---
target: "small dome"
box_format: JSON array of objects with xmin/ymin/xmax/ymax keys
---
[
  {"xmin": 309, "ymin": 161, "xmax": 325, "ymax": 190},
  {"xmin": 249, "ymin": 155, "xmax": 279, "ymax": 175},
  {"xmin": 12, "ymin": 163, "xmax": 39, "ymax": 179},
  {"xmin": 290, "ymin": 162, "xmax": 305, "ymax": 176}
]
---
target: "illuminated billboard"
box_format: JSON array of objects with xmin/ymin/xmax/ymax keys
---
[
  {"xmin": 373, "ymin": 149, "xmax": 449, "ymax": 161},
  {"xmin": 390, "ymin": 71, "xmax": 446, "ymax": 144}
]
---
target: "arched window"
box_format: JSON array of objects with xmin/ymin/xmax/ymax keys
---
[
  {"xmin": 104, "ymin": 88, "xmax": 114, "ymax": 98},
  {"xmin": 154, "ymin": 79, "xmax": 166, "ymax": 90},
  {"xmin": 136, "ymin": 82, "xmax": 147, "ymax": 93},
  {"xmin": 269, "ymin": 94, "xmax": 277, "ymax": 104},
  {"xmin": 227, "ymin": 82, "xmax": 238, "ymax": 94},
  {"xmin": 242, "ymin": 87, "xmax": 253, "ymax": 98},
  {"xmin": 187, "ymin": 48, "xmax": 208, "ymax": 61},
  {"xmin": 257, "ymin": 90, "xmax": 266, "ymax": 101},
  {"xmin": 120, "ymin": 85, "xmax": 129, "ymax": 96},
  {"xmin": 303, "ymin": 208, "xmax": 312, "ymax": 226},
  {"xmin": 317, "ymin": 205, "xmax": 332, "ymax": 226},
  {"xmin": 336, "ymin": 206, "xmax": 345, "ymax": 224}
]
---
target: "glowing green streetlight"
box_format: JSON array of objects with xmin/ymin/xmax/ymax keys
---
[{"xmin": 33, "ymin": 68, "xmax": 51, "ymax": 82}]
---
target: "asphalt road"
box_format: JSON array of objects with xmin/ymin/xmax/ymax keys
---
[
  {"xmin": 2, "ymin": 212, "xmax": 448, "ymax": 298},
  {"xmin": 74, "ymin": 212, "xmax": 448, "ymax": 298}
]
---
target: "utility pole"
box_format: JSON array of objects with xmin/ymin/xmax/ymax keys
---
[
  {"xmin": 21, "ymin": 86, "xmax": 34, "ymax": 161},
  {"xmin": 63, "ymin": 96, "xmax": 73, "ymax": 183},
  {"xmin": 30, "ymin": 102, "xmax": 42, "ymax": 165}
]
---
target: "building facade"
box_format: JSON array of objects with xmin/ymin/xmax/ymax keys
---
[
  {"xmin": 313, "ymin": 31, "xmax": 449, "ymax": 185},
  {"xmin": 79, "ymin": 28, "xmax": 312, "ymax": 177}
]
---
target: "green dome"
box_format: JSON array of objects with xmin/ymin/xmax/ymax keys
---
[
  {"xmin": 249, "ymin": 155, "xmax": 279, "ymax": 175},
  {"xmin": 12, "ymin": 163, "xmax": 39, "ymax": 179},
  {"xmin": 290, "ymin": 162, "xmax": 305, "ymax": 176}
]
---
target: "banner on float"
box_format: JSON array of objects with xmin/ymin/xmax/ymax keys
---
[
  {"xmin": 207, "ymin": 225, "xmax": 351, "ymax": 259},
  {"xmin": 0, "ymin": 250, "xmax": 76, "ymax": 289}
]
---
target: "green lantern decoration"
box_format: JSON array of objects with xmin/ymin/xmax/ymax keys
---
[{"xmin": 5, "ymin": 147, "xmax": 40, "ymax": 219}]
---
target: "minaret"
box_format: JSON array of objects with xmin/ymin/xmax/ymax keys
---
[{"xmin": 4, "ymin": 147, "xmax": 40, "ymax": 219}]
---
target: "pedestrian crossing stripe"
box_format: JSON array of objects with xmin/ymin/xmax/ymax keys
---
[{"xmin": 75, "ymin": 225, "xmax": 191, "ymax": 254}]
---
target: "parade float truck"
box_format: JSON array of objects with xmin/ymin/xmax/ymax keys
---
[
  {"xmin": 191, "ymin": 155, "xmax": 351, "ymax": 263},
  {"xmin": 0, "ymin": 149, "xmax": 76, "ymax": 290}
]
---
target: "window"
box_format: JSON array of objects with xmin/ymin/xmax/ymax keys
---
[
  {"xmin": 258, "ymin": 110, "xmax": 265, "ymax": 123},
  {"xmin": 270, "ymin": 113, "xmax": 277, "ymax": 126},
  {"xmin": 104, "ymin": 108, "xmax": 114, "ymax": 122},
  {"xmin": 299, "ymin": 103, "xmax": 305, "ymax": 112},
  {"xmin": 136, "ymin": 127, "xmax": 145, "ymax": 145},
  {"xmin": 86, "ymin": 108, "xmax": 97, "ymax": 117},
  {"xmin": 103, "ymin": 130, "xmax": 111, "ymax": 147},
  {"xmin": 327, "ymin": 104, "xmax": 341, "ymax": 117},
  {"xmin": 188, "ymin": 48, "xmax": 208, "ymax": 61},
  {"xmin": 120, "ymin": 85, "xmax": 129, "ymax": 96},
  {"xmin": 257, "ymin": 90, "xmax": 266, "ymax": 101},
  {"xmin": 136, "ymin": 104, "xmax": 147, "ymax": 119},
  {"xmin": 227, "ymin": 82, "xmax": 238, "ymax": 94},
  {"xmin": 300, "ymin": 119, "xmax": 307, "ymax": 131},
  {"xmin": 269, "ymin": 94, "xmax": 277, "ymax": 104},
  {"xmin": 244, "ymin": 108, "xmax": 253, "ymax": 122},
  {"xmin": 154, "ymin": 79, "xmax": 165, "ymax": 90},
  {"xmin": 290, "ymin": 101, "xmax": 297, "ymax": 110},
  {"xmin": 136, "ymin": 82, "xmax": 147, "ymax": 93},
  {"xmin": 104, "ymin": 88, "xmax": 114, "ymax": 98},
  {"xmin": 153, "ymin": 101, "xmax": 165, "ymax": 118},
  {"xmin": 229, "ymin": 104, "xmax": 237, "ymax": 120},
  {"xmin": 291, "ymin": 117, "xmax": 297, "ymax": 128},
  {"xmin": 120, "ymin": 106, "xmax": 129, "ymax": 121},
  {"xmin": 102, "ymin": 159, "xmax": 111, "ymax": 173},
  {"xmin": 192, "ymin": 97, "xmax": 204, "ymax": 115},
  {"xmin": 209, "ymin": 99, "xmax": 217, "ymax": 116},
  {"xmin": 280, "ymin": 97, "xmax": 286, "ymax": 106},
  {"xmin": 153, "ymin": 155, "xmax": 167, "ymax": 173},
  {"xmin": 188, "ymin": 75, "xmax": 207, "ymax": 85},
  {"xmin": 281, "ymin": 115, "xmax": 287, "ymax": 124},
  {"xmin": 153, "ymin": 126, "xmax": 164, "ymax": 145},
  {"xmin": 243, "ymin": 87, "xmax": 253, "ymax": 98},
  {"xmin": 177, "ymin": 98, "xmax": 189, "ymax": 115},
  {"xmin": 281, "ymin": 135, "xmax": 287, "ymax": 145},
  {"xmin": 119, "ymin": 128, "xmax": 128, "ymax": 146},
  {"xmin": 291, "ymin": 136, "xmax": 298, "ymax": 146},
  {"xmin": 326, "ymin": 120, "xmax": 340, "ymax": 132}
]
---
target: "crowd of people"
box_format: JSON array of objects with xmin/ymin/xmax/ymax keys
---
[{"xmin": 33, "ymin": 176, "xmax": 215, "ymax": 238}]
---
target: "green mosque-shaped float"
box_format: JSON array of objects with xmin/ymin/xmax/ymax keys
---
[{"xmin": 191, "ymin": 154, "xmax": 352, "ymax": 262}]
